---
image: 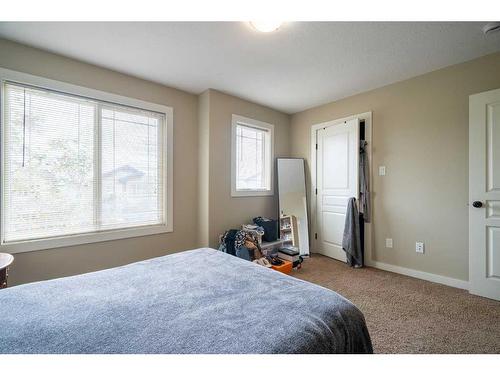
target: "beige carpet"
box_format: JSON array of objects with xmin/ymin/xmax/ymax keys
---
[{"xmin": 293, "ymin": 254, "xmax": 500, "ymax": 354}]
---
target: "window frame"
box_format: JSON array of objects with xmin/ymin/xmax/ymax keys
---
[
  {"xmin": 0, "ymin": 68, "xmax": 174, "ymax": 254},
  {"xmin": 231, "ymin": 114, "xmax": 274, "ymax": 197}
]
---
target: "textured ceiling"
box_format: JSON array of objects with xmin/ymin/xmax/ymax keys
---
[{"xmin": 1, "ymin": 22, "xmax": 499, "ymax": 113}]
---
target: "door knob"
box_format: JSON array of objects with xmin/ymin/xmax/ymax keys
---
[{"xmin": 472, "ymin": 201, "xmax": 483, "ymax": 208}]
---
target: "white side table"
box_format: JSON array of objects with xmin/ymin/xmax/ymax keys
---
[{"xmin": 0, "ymin": 253, "xmax": 14, "ymax": 289}]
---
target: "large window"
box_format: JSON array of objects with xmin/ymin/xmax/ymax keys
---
[
  {"xmin": 0, "ymin": 71, "xmax": 173, "ymax": 253},
  {"xmin": 231, "ymin": 114, "xmax": 274, "ymax": 197}
]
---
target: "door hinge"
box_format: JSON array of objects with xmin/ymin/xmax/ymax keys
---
[
  {"xmin": 315, "ymin": 233, "xmax": 318, "ymax": 240},
  {"xmin": 315, "ymin": 188, "xmax": 318, "ymax": 195},
  {"xmin": 315, "ymin": 143, "xmax": 318, "ymax": 150}
]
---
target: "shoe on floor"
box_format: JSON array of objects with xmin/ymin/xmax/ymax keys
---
[{"xmin": 253, "ymin": 257, "xmax": 272, "ymax": 268}]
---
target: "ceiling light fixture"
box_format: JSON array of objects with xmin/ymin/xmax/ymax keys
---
[{"xmin": 249, "ymin": 21, "xmax": 283, "ymax": 33}]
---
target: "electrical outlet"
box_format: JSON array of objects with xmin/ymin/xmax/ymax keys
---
[
  {"xmin": 379, "ymin": 166, "xmax": 386, "ymax": 176},
  {"xmin": 416, "ymin": 242, "xmax": 425, "ymax": 254},
  {"xmin": 386, "ymin": 238, "xmax": 393, "ymax": 248}
]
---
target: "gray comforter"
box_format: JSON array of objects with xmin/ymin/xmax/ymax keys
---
[{"xmin": 0, "ymin": 248, "xmax": 372, "ymax": 354}]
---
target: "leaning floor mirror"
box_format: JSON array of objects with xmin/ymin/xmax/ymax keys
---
[{"xmin": 277, "ymin": 158, "xmax": 310, "ymax": 256}]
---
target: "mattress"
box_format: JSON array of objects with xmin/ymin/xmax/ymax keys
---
[{"xmin": 0, "ymin": 248, "xmax": 372, "ymax": 353}]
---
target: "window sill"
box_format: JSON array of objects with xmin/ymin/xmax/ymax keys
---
[
  {"xmin": 231, "ymin": 189, "xmax": 274, "ymax": 197},
  {"xmin": 0, "ymin": 224, "xmax": 173, "ymax": 254}
]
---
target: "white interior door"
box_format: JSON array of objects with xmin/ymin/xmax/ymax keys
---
[
  {"xmin": 469, "ymin": 88, "xmax": 500, "ymax": 301},
  {"xmin": 316, "ymin": 119, "xmax": 359, "ymax": 261}
]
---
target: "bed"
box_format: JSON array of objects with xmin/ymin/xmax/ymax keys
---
[{"xmin": 0, "ymin": 248, "xmax": 372, "ymax": 354}]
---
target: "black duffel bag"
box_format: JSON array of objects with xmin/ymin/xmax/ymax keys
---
[{"xmin": 253, "ymin": 216, "xmax": 278, "ymax": 242}]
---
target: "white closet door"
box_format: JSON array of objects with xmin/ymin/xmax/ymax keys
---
[
  {"xmin": 469, "ymin": 88, "xmax": 500, "ymax": 301},
  {"xmin": 316, "ymin": 119, "xmax": 359, "ymax": 261}
]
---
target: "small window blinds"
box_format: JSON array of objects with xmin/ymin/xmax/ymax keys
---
[{"xmin": 235, "ymin": 123, "xmax": 271, "ymax": 191}]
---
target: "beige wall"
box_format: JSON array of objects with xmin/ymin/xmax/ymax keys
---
[
  {"xmin": 197, "ymin": 90, "xmax": 210, "ymax": 247},
  {"xmin": 200, "ymin": 90, "xmax": 290, "ymax": 247},
  {"xmin": 4, "ymin": 36, "xmax": 497, "ymax": 286},
  {"xmin": 0, "ymin": 39, "xmax": 200, "ymax": 285},
  {"xmin": 290, "ymin": 51, "xmax": 500, "ymax": 281},
  {"xmin": 0, "ymin": 39, "xmax": 291, "ymax": 285}
]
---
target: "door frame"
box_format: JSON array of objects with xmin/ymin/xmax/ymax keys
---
[{"xmin": 310, "ymin": 111, "xmax": 373, "ymax": 264}]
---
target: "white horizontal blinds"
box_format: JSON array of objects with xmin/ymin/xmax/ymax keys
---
[
  {"xmin": 3, "ymin": 83, "xmax": 96, "ymax": 242},
  {"xmin": 235, "ymin": 123, "xmax": 269, "ymax": 190},
  {"xmin": 100, "ymin": 105, "xmax": 164, "ymax": 229},
  {"xmin": 2, "ymin": 82, "xmax": 167, "ymax": 245}
]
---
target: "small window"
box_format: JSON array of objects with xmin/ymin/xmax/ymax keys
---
[
  {"xmin": 231, "ymin": 114, "xmax": 274, "ymax": 197},
  {"xmin": 0, "ymin": 73, "xmax": 173, "ymax": 253}
]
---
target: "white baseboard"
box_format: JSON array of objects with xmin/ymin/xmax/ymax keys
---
[{"xmin": 368, "ymin": 260, "xmax": 469, "ymax": 290}]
